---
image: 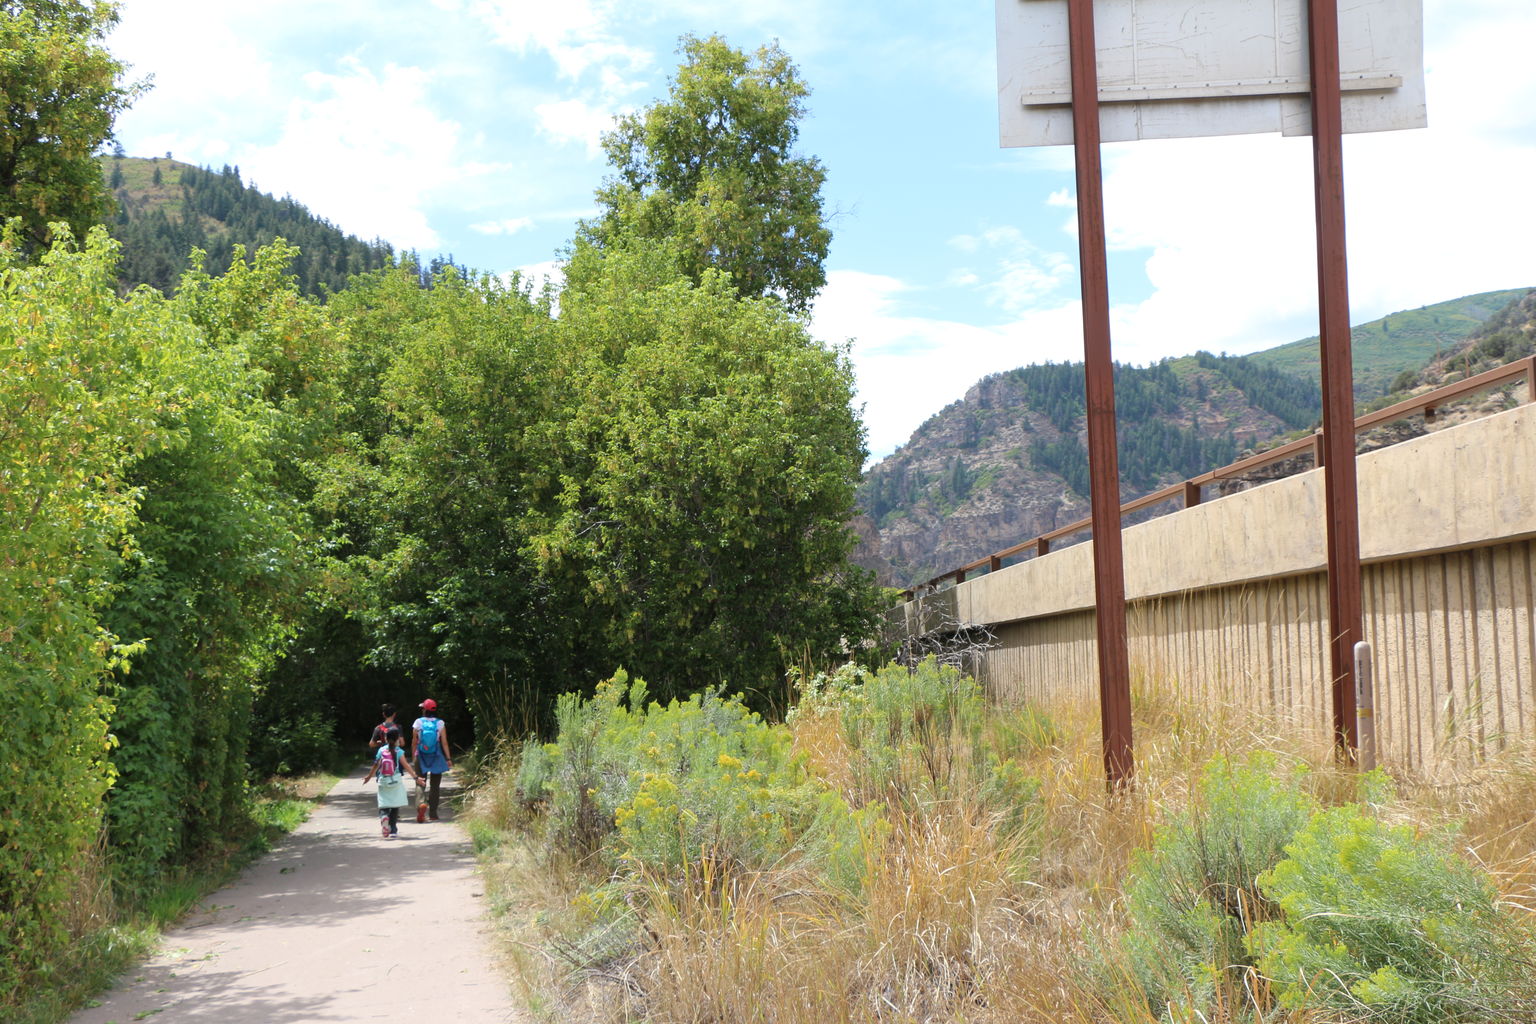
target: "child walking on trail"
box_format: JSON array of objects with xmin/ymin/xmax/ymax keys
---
[{"xmin": 362, "ymin": 725, "xmax": 422, "ymax": 839}]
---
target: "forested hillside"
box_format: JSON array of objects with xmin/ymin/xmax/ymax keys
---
[
  {"xmin": 1408, "ymin": 286, "xmax": 1536, "ymax": 386},
  {"xmin": 856, "ymin": 351, "xmax": 1320, "ymax": 584},
  {"xmin": 104, "ymin": 155, "xmax": 397, "ymax": 295},
  {"xmin": 855, "ymin": 289, "xmax": 1532, "ymax": 586},
  {"xmin": 1246, "ymin": 287, "xmax": 1528, "ymax": 399}
]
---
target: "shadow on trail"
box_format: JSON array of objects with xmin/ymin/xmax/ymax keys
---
[
  {"xmin": 210, "ymin": 777, "xmax": 477, "ymax": 935},
  {"xmin": 87, "ymin": 967, "xmax": 353, "ymax": 1024},
  {"xmin": 71, "ymin": 772, "xmax": 515, "ymax": 1024}
]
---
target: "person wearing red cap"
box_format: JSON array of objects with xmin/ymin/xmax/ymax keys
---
[{"xmin": 411, "ymin": 698, "xmax": 453, "ymax": 821}]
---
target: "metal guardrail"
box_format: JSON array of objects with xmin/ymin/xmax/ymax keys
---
[{"xmin": 899, "ymin": 354, "xmax": 1536, "ymax": 601}]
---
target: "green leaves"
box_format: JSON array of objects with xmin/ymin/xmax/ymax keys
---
[
  {"xmin": 1114, "ymin": 754, "xmax": 1316, "ymax": 1018},
  {"xmin": 339, "ymin": 240, "xmax": 876, "ymax": 735},
  {"xmin": 522, "ymin": 670, "xmax": 880, "ymax": 894},
  {"xmin": 1251, "ymin": 804, "xmax": 1536, "ymax": 1022},
  {"xmin": 535, "ymin": 241, "xmax": 875, "ymax": 709},
  {"xmin": 0, "ymin": 1, "xmax": 142, "ymax": 249},
  {"xmin": 1100, "ymin": 755, "xmax": 1536, "ymax": 1022},
  {"xmin": 0, "ymin": 227, "xmax": 171, "ymax": 991},
  {"xmin": 581, "ymin": 34, "xmax": 830, "ymax": 313}
]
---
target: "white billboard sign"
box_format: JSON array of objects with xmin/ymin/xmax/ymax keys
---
[{"xmin": 996, "ymin": 0, "xmax": 1426, "ymax": 148}]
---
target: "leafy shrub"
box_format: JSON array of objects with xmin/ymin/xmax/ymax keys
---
[
  {"xmin": 835, "ymin": 658, "xmax": 988, "ymax": 805},
  {"xmin": 1251, "ymin": 804, "xmax": 1536, "ymax": 1023},
  {"xmin": 519, "ymin": 670, "xmax": 882, "ymax": 893},
  {"xmin": 0, "ymin": 229, "xmax": 167, "ymax": 997},
  {"xmin": 1116, "ymin": 754, "xmax": 1317, "ymax": 1019},
  {"xmin": 819, "ymin": 659, "xmax": 1043, "ymax": 844},
  {"xmin": 249, "ymin": 710, "xmax": 336, "ymax": 777}
]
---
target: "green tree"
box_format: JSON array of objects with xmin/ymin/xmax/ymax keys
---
[
  {"xmin": 535, "ymin": 240, "xmax": 877, "ymax": 709},
  {"xmin": 580, "ymin": 34, "xmax": 830, "ymax": 314},
  {"xmin": 0, "ymin": 0, "xmax": 140, "ymax": 248},
  {"xmin": 324, "ymin": 263, "xmax": 569, "ymax": 740},
  {"xmin": 100, "ymin": 240, "xmax": 326, "ymax": 885},
  {"xmin": 0, "ymin": 226, "xmax": 168, "ymax": 992}
]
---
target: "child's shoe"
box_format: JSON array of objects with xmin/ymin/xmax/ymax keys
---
[{"xmin": 380, "ymin": 818, "xmax": 390, "ymax": 838}]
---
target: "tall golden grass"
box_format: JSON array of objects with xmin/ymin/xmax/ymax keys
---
[{"xmin": 465, "ymin": 667, "xmax": 1536, "ymax": 1024}]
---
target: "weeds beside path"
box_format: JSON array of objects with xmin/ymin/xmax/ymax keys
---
[{"xmin": 68, "ymin": 773, "xmax": 525, "ymax": 1024}]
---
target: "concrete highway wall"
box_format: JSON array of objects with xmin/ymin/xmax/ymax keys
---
[{"xmin": 894, "ymin": 402, "xmax": 1536, "ymax": 770}]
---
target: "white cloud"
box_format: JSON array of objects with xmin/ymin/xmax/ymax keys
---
[
  {"xmin": 813, "ymin": 270, "xmax": 1085, "ymax": 463},
  {"xmin": 109, "ymin": 3, "xmax": 280, "ymax": 164},
  {"xmin": 534, "ymin": 98, "xmax": 618, "ymax": 155},
  {"xmin": 236, "ymin": 59, "xmax": 463, "ymax": 251},
  {"xmin": 945, "ymin": 225, "xmax": 1076, "ymax": 317},
  {"xmin": 470, "ymin": 217, "xmax": 535, "ymax": 236},
  {"xmin": 463, "ymin": 0, "xmax": 650, "ymax": 80}
]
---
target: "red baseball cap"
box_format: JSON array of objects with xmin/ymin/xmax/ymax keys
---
[{"xmin": 420, "ymin": 698, "xmax": 437, "ymax": 711}]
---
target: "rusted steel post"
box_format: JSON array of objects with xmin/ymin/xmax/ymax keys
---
[
  {"xmin": 1183, "ymin": 480, "xmax": 1201, "ymax": 509},
  {"xmin": 1036, "ymin": 537, "xmax": 1051, "ymax": 557},
  {"xmin": 953, "ymin": 568, "xmax": 967, "ymax": 588},
  {"xmin": 1527, "ymin": 355, "xmax": 1536, "ymax": 404},
  {"xmin": 989, "ymin": 554, "xmax": 1003, "ymax": 573},
  {"xmin": 1067, "ymin": 0, "xmax": 1134, "ymax": 788},
  {"xmin": 1308, "ymin": 0, "xmax": 1362, "ymax": 758}
]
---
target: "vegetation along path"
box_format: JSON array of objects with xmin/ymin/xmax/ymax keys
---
[{"xmin": 69, "ymin": 775, "xmax": 524, "ymax": 1024}]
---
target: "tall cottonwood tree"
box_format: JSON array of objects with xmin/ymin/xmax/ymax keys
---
[
  {"xmin": 0, "ymin": 0, "xmax": 139, "ymax": 248},
  {"xmin": 581, "ymin": 34, "xmax": 830, "ymax": 314},
  {"xmin": 534, "ymin": 240, "xmax": 877, "ymax": 710},
  {"xmin": 328, "ymin": 245, "xmax": 877, "ymax": 737}
]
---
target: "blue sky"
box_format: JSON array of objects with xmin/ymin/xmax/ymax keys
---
[{"xmin": 108, "ymin": 0, "xmax": 1536, "ymax": 462}]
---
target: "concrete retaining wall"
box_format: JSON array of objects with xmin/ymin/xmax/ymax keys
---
[{"xmin": 895, "ymin": 402, "xmax": 1536, "ymax": 770}]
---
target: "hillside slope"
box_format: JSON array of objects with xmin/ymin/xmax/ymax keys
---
[
  {"xmin": 857, "ymin": 352, "xmax": 1318, "ymax": 585},
  {"xmin": 104, "ymin": 155, "xmax": 396, "ymax": 296},
  {"xmin": 857, "ymin": 289, "xmax": 1533, "ymax": 587},
  {"xmin": 1246, "ymin": 288, "xmax": 1529, "ymax": 399}
]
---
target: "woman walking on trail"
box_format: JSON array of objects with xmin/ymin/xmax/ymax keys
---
[
  {"xmin": 412, "ymin": 699, "xmax": 453, "ymax": 821},
  {"xmin": 362, "ymin": 725, "xmax": 422, "ymax": 839}
]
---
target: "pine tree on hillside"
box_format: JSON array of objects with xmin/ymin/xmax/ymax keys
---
[{"xmin": 109, "ymin": 161, "xmax": 396, "ymax": 297}]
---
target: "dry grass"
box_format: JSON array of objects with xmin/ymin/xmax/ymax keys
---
[
  {"xmin": 1399, "ymin": 747, "xmax": 1536, "ymax": 910},
  {"xmin": 466, "ymin": 672, "xmax": 1536, "ymax": 1024}
]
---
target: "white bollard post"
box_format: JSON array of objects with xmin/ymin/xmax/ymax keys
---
[{"xmin": 1353, "ymin": 640, "xmax": 1376, "ymax": 772}]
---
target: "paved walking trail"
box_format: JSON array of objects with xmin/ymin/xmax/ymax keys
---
[{"xmin": 70, "ymin": 773, "xmax": 525, "ymax": 1024}]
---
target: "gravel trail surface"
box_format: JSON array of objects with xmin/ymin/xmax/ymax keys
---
[{"xmin": 69, "ymin": 773, "xmax": 524, "ymax": 1023}]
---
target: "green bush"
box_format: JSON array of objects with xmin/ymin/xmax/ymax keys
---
[
  {"xmin": 835, "ymin": 658, "xmax": 988, "ymax": 806},
  {"xmin": 101, "ymin": 242, "xmax": 312, "ymax": 891},
  {"xmin": 249, "ymin": 710, "xmax": 337, "ymax": 777},
  {"xmin": 815, "ymin": 659, "xmax": 1044, "ymax": 842},
  {"xmin": 1251, "ymin": 805, "xmax": 1536, "ymax": 1022},
  {"xmin": 0, "ymin": 229, "xmax": 167, "ymax": 998},
  {"xmin": 520, "ymin": 670, "xmax": 883, "ymax": 894},
  {"xmin": 1116, "ymin": 754, "xmax": 1317, "ymax": 1020}
]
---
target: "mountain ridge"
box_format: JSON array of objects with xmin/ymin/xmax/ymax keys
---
[
  {"xmin": 855, "ymin": 287, "xmax": 1533, "ymax": 587},
  {"xmin": 103, "ymin": 154, "xmax": 397, "ymax": 296}
]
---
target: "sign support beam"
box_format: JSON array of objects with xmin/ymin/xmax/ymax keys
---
[
  {"xmin": 1307, "ymin": 0, "xmax": 1363, "ymax": 759},
  {"xmin": 1066, "ymin": 0, "xmax": 1135, "ymax": 788}
]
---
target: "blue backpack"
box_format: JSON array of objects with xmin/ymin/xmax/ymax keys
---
[{"xmin": 418, "ymin": 717, "xmax": 441, "ymax": 756}]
